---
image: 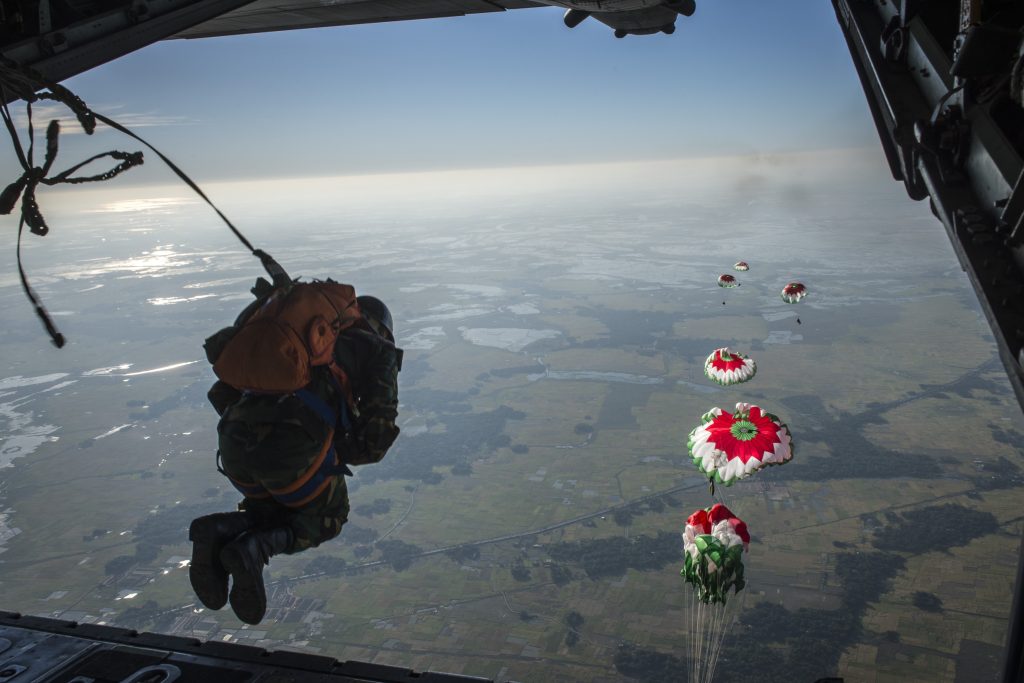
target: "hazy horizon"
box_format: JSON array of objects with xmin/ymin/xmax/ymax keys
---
[{"xmin": 1, "ymin": 1, "xmax": 875, "ymax": 185}]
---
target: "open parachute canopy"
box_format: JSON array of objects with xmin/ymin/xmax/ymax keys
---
[
  {"xmin": 703, "ymin": 347, "xmax": 756, "ymax": 386},
  {"xmin": 781, "ymin": 281, "xmax": 807, "ymax": 303},
  {"xmin": 681, "ymin": 503, "xmax": 749, "ymax": 604},
  {"xmin": 717, "ymin": 274, "xmax": 738, "ymax": 288},
  {"xmin": 733, "ymin": 261, "xmax": 749, "ymax": 272},
  {"xmin": 688, "ymin": 403, "xmax": 793, "ymax": 486}
]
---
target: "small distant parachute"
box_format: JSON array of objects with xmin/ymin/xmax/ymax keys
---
[
  {"xmin": 682, "ymin": 503, "xmax": 749, "ymax": 604},
  {"xmin": 704, "ymin": 348, "xmax": 756, "ymax": 386},
  {"xmin": 781, "ymin": 281, "xmax": 807, "ymax": 303},
  {"xmin": 681, "ymin": 503, "xmax": 750, "ymax": 683},
  {"xmin": 688, "ymin": 402, "xmax": 793, "ymax": 487},
  {"xmin": 717, "ymin": 274, "xmax": 738, "ymax": 288},
  {"xmin": 733, "ymin": 261, "xmax": 749, "ymax": 272}
]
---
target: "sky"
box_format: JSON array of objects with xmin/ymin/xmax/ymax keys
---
[{"xmin": 1, "ymin": 0, "xmax": 883, "ymax": 185}]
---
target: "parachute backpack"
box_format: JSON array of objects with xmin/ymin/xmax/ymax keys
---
[{"xmin": 212, "ymin": 279, "xmax": 361, "ymax": 394}]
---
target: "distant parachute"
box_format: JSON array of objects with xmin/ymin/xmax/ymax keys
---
[
  {"xmin": 704, "ymin": 348, "xmax": 756, "ymax": 386},
  {"xmin": 688, "ymin": 402, "xmax": 793, "ymax": 487},
  {"xmin": 682, "ymin": 503, "xmax": 749, "ymax": 683},
  {"xmin": 780, "ymin": 281, "xmax": 807, "ymax": 303},
  {"xmin": 733, "ymin": 261, "xmax": 749, "ymax": 272},
  {"xmin": 717, "ymin": 274, "xmax": 738, "ymax": 288}
]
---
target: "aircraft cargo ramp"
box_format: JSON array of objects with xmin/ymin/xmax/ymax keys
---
[{"xmin": 0, "ymin": 611, "xmax": 495, "ymax": 683}]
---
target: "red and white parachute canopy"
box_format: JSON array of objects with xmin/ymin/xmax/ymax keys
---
[
  {"xmin": 733, "ymin": 261, "xmax": 749, "ymax": 272},
  {"xmin": 704, "ymin": 348, "xmax": 756, "ymax": 386},
  {"xmin": 780, "ymin": 281, "xmax": 807, "ymax": 303},
  {"xmin": 718, "ymin": 274, "xmax": 738, "ymax": 288},
  {"xmin": 688, "ymin": 403, "xmax": 793, "ymax": 486}
]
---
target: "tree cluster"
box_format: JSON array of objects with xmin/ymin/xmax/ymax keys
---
[
  {"xmin": 360, "ymin": 405, "xmax": 526, "ymax": 484},
  {"xmin": 544, "ymin": 532, "xmax": 682, "ymax": 579},
  {"xmin": 972, "ymin": 456, "xmax": 1024, "ymax": 491},
  {"xmin": 444, "ymin": 544, "xmax": 481, "ymax": 563},
  {"xmin": 451, "ymin": 462, "xmax": 473, "ymax": 476},
  {"xmin": 613, "ymin": 643, "xmax": 685, "ymax": 683},
  {"xmin": 377, "ymin": 539, "xmax": 423, "ymax": 572},
  {"xmin": 549, "ymin": 563, "xmax": 573, "ymax": 586},
  {"xmin": 511, "ymin": 563, "xmax": 531, "ymax": 582},
  {"xmin": 353, "ymin": 498, "xmax": 392, "ymax": 517},
  {"xmin": 912, "ymin": 591, "xmax": 943, "ymax": 613},
  {"xmin": 341, "ymin": 525, "xmax": 379, "ymax": 545},
  {"xmin": 871, "ymin": 504, "xmax": 998, "ymax": 555},
  {"xmin": 305, "ymin": 555, "xmax": 348, "ymax": 576}
]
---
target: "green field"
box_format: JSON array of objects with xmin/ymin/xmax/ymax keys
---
[{"xmin": 1, "ymin": 179, "xmax": 1023, "ymax": 682}]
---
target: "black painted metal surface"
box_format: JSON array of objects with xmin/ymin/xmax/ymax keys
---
[{"xmin": 0, "ymin": 611, "xmax": 496, "ymax": 683}]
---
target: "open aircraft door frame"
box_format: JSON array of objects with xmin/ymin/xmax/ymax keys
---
[
  {"xmin": 1, "ymin": 0, "xmax": 258, "ymax": 88},
  {"xmin": 833, "ymin": 1, "xmax": 1024, "ymax": 680}
]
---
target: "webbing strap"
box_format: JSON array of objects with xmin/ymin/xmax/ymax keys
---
[
  {"xmin": 269, "ymin": 445, "xmax": 352, "ymax": 507},
  {"xmin": 295, "ymin": 388, "xmax": 336, "ymax": 426},
  {"xmin": 219, "ymin": 449, "xmax": 272, "ymax": 499},
  {"xmin": 227, "ymin": 476, "xmax": 272, "ymax": 500},
  {"xmin": 327, "ymin": 373, "xmax": 353, "ymax": 432},
  {"xmin": 227, "ymin": 444, "xmax": 352, "ymax": 506},
  {"xmin": 295, "ymin": 377, "xmax": 352, "ymax": 433}
]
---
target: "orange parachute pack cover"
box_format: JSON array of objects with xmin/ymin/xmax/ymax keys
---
[{"xmin": 213, "ymin": 282, "xmax": 361, "ymax": 393}]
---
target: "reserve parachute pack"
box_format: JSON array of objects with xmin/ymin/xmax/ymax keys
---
[{"xmin": 210, "ymin": 279, "xmax": 361, "ymax": 394}]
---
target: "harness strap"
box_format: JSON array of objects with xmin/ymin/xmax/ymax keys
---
[
  {"xmin": 219, "ymin": 450, "xmax": 272, "ymax": 499},
  {"xmin": 224, "ymin": 434, "xmax": 352, "ymax": 507},
  {"xmin": 294, "ymin": 372, "xmax": 353, "ymax": 433},
  {"xmin": 224, "ymin": 370, "xmax": 355, "ymax": 505},
  {"xmin": 295, "ymin": 388, "xmax": 336, "ymax": 426}
]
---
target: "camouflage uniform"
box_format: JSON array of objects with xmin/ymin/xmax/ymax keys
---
[{"xmin": 215, "ymin": 327, "xmax": 401, "ymax": 552}]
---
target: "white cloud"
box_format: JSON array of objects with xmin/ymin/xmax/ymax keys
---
[{"xmin": 8, "ymin": 102, "xmax": 193, "ymax": 135}]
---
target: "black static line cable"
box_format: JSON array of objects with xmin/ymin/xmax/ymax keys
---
[
  {"xmin": 0, "ymin": 62, "xmax": 290, "ymax": 347},
  {"xmin": 88, "ymin": 110, "xmax": 291, "ymax": 286},
  {"xmin": 16, "ymin": 216, "xmax": 64, "ymax": 347},
  {"xmin": 89, "ymin": 110, "xmax": 256, "ymax": 253}
]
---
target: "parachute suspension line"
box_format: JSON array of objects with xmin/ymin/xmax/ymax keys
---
[
  {"xmin": 691, "ymin": 587, "xmax": 702, "ymax": 683},
  {"xmin": 713, "ymin": 483, "xmax": 730, "ymax": 509},
  {"xmin": 0, "ymin": 59, "xmax": 287, "ymax": 347},
  {"xmin": 695, "ymin": 591, "xmax": 703, "ymax": 683},
  {"xmin": 693, "ymin": 590, "xmax": 703, "ymax": 683},
  {"xmin": 707, "ymin": 573, "xmax": 728, "ymax": 683},
  {"xmin": 686, "ymin": 571, "xmax": 744, "ymax": 683},
  {"xmin": 710, "ymin": 584, "xmax": 744, "ymax": 682},
  {"xmin": 688, "ymin": 583, "xmax": 697, "ymax": 683}
]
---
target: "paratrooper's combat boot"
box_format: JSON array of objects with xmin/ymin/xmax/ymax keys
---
[
  {"xmin": 219, "ymin": 526, "xmax": 294, "ymax": 624},
  {"xmin": 188, "ymin": 511, "xmax": 260, "ymax": 610}
]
